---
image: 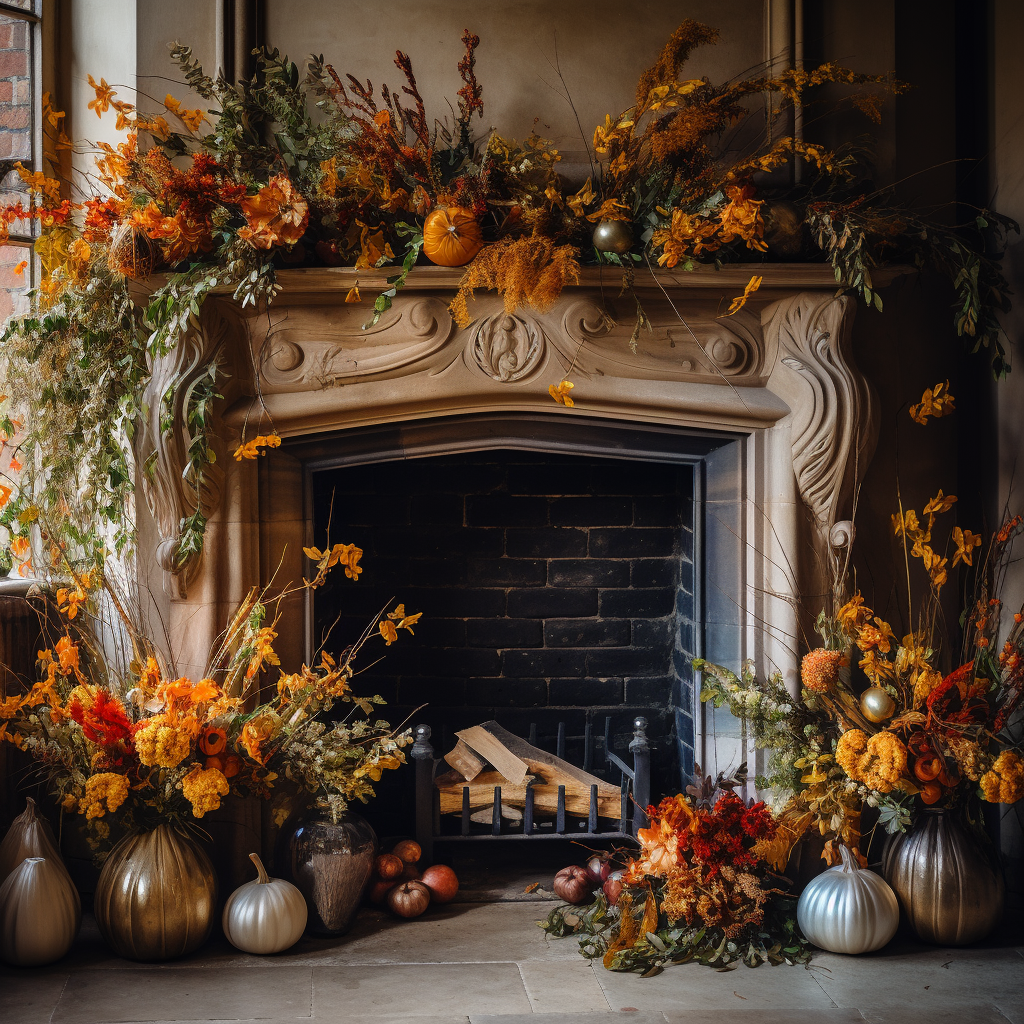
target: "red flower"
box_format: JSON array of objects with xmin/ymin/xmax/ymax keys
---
[{"xmin": 70, "ymin": 690, "xmax": 133, "ymax": 746}]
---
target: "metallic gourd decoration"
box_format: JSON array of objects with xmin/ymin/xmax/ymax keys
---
[
  {"xmin": 860, "ymin": 686, "xmax": 896, "ymax": 723},
  {"xmin": 797, "ymin": 846, "xmax": 899, "ymax": 954},
  {"xmin": 107, "ymin": 221, "xmax": 158, "ymax": 279},
  {"xmin": 94, "ymin": 824, "xmax": 217, "ymax": 961},
  {"xmin": 222, "ymin": 853, "xmax": 307, "ymax": 955},
  {"xmin": 0, "ymin": 797, "xmax": 75, "ymax": 890},
  {"xmin": 883, "ymin": 808, "xmax": 1004, "ymax": 945},
  {"xmin": 0, "ymin": 857, "xmax": 81, "ymax": 967},
  {"xmin": 592, "ymin": 219, "xmax": 633, "ymax": 255}
]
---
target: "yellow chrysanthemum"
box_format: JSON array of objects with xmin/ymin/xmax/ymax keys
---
[
  {"xmin": 980, "ymin": 750, "xmax": 1024, "ymax": 804},
  {"xmin": 81, "ymin": 772, "xmax": 129, "ymax": 820},
  {"xmin": 182, "ymin": 765, "xmax": 230, "ymax": 818},
  {"xmin": 134, "ymin": 718, "xmax": 192, "ymax": 768},
  {"xmin": 836, "ymin": 729, "xmax": 907, "ymax": 793}
]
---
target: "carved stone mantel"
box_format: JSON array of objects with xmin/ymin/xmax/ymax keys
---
[{"xmin": 138, "ymin": 264, "xmax": 890, "ymax": 705}]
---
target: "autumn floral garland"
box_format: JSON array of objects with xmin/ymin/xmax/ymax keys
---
[{"xmin": 542, "ymin": 784, "xmax": 810, "ymax": 972}]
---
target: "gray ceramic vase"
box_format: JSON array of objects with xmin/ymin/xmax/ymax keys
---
[
  {"xmin": 285, "ymin": 811, "xmax": 377, "ymax": 935},
  {"xmin": 883, "ymin": 806, "xmax": 1004, "ymax": 946}
]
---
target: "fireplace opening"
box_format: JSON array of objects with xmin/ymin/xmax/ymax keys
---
[{"xmin": 309, "ymin": 448, "xmax": 698, "ymax": 839}]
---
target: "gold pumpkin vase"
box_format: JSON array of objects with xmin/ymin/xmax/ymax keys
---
[
  {"xmin": 94, "ymin": 824, "xmax": 217, "ymax": 961},
  {"xmin": 883, "ymin": 807, "xmax": 1004, "ymax": 946}
]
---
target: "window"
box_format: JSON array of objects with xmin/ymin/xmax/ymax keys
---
[{"xmin": 0, "ymin": 0, "xmax": 41, "ymax": 324}]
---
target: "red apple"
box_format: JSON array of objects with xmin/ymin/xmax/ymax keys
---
[{"xmin": 420, "ymin": 864, "xmax": 459, "ymax": 904}]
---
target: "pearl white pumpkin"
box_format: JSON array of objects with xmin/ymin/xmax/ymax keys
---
[
  {"xmin": 222, "ymin": 853, "xmax": 307, "ymax": 954},
  {"xmin": 797, "ymin": 846, "xmax": 899, "ymax": 954},
  {"xmin": 0, "ymin": 798, "xmax": 74, "ymax": 888},
  {"xmin": 0, "ymin": 857, "xmax": 81, "ymax": 966}
]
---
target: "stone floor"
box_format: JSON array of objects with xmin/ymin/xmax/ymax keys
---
[{"xmin": 4, "ymin": 903, "xmax": 1023, "ymax": 1024}]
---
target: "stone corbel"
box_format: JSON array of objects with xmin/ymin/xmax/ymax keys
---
[
  {"xmin": 763, "ymin": 291, "xmax": 879, "ymax": 593},
  {"xmin": 138, "ymin": 303, "xmax": 241, "ymax": 600}
]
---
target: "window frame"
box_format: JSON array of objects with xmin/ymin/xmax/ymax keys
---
[{"xmin": 0, "ymin": 0, "xmax": 43, "ymax": 301}]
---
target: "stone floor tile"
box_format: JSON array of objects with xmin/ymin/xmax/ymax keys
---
[
  {"xmin": 809, "ymin": 946, "xmax": 1024, "ymax": 1011},
  {"xmin": 472, "ymin": 1014, "xmax": 668, "ymax": 1024},
  {"xmin": 51, "ymin": 966, "xmax": 313, "ymax": 1023},
  {"xmin": 592, "ymin": 962, "xmax": 837, "ymax": 1012},
  {"xmin": 859, "ymin": 1007, "xmax": 1014, "ymax": 1023},
  {"xmin": 1, "ymin": 967, "xmax": 70, "ymax": 1024},
  {"xmin": 311, "ymin": 962, "xmax": 532, "ymax": 1018},
  {"xmin": 662, "ymin": 1011, "xmax": 863, "ymax": 1024},
  {"xmin": 518, "ymin": 960, "xmax": 612, "ymax": 1012}
]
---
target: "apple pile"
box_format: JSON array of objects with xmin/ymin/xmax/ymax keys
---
[
  {"xmin": 367, "ymin": 840, "xmax": 460, "ymax": 919},
  {"xmin": 552, "ymin": 854, "xmax": 624, "ymax": 906}
]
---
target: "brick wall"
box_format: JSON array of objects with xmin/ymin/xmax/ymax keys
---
[
  {"xmin": 0, "ymin": 10, "xmax": 32, "ymax": 325},
  {"xmin": 312, "ymin": 450, "xmax": 697, "ymax": 825}
]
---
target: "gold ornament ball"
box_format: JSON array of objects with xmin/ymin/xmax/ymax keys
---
[
  {"xmin": 593, "ymin": 219, "xmax": 634, "ymax": 255},
  {"xmin": 860, "ymin": 686, "xmax": 896, "ymax": 723}
]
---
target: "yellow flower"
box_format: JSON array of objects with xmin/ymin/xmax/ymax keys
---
[
  {"xmin": 379, "ymin": 619, "xmax": 398, "ymax": 645},
  {"xmin": 233, "ymin": 433, "xmax": 282, "ymax": 461},
  {"xmin": 80, "ymin": 773, "xmax": 129, "ymax": 820},
  {"xmin": 303, "ymin": 542, "xmax": 363, "ymax": 582},
  {"xmin": 980, "ymin": 750, "xmax": 1024, "ymax": 804},
  {"xmin": 912, "ymin": 667, "xmax": 943, "ymax": 707},
  {"xmin": 722, "ymin": 275, "xmax": 762, "ymax": 317},
  {"xmin": 134, "ymin": 718, "xmax": 192, "ymax": 768},
  {"xmin": 245, "ymin": 626, "xmax": 280, "ymax": 680},
  {"xmin": 182, "ymin": 765, "xmax": 230, "ymax": 818},
  {"xmin": 909, "ymin": 381, "xmax": 955, "ymax": 425},
  {"xmin": 952, "ymin": 526, "xmax": 982, "ymax": 568},
  {"xmin": 549, "ymin": 380, "xmax": 575, "ymax": 407},
  {"xmin": 891, "ymin": 509, "xmax": 921, "ymax": 539}
]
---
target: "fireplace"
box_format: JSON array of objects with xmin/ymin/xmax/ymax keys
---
[{"xmin": 136, "ymin": 263, "xmax": 881, "ymax": 855}]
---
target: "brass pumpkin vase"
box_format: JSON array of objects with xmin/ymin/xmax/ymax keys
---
[
  {"xmin": 94, "ymin": 824, "xmax": 217, "ymax": 961},
  {"xmin": 883, "ymin": 807, "xmax": 1004, "ymax": 946}
]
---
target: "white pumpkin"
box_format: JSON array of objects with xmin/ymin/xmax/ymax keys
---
[
  {"xmin": 797, "ymin": 846, "xmax": 899, "ymax": 954},
  {"xmin": 0, "ymin": 797, "xmax": 73, "ymax": 888},
  {"xmin": 0, "ymin": 857, "xmax": 81, "ymax": 966},
  {"xmin": 222, "ymin": 853, "xmax": 307, "ymax": 954}
]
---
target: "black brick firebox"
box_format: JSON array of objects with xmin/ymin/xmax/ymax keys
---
[
  {"xmin": 311, "ymin": 450, "xmax": 693, "ymax": 819},
  {"xmin": 295, "ymin": 412, "xmax": 747, "ymax": 837}
]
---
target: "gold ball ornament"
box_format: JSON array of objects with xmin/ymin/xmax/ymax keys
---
[
  {"xmin": 860, "ymin": 686, "xmax": 896, "ymax": 723},
  {"xmin": 592, "ymin": 219, "xmax": 633, "ymax": 255}
]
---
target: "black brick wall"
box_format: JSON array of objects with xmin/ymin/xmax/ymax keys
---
[{"xmin": 311, "ymin": 451, "xmax": 696, "ymax": 832}]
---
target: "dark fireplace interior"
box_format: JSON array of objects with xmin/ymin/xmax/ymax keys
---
[{"xmin": 310, "ymin": 448, "xmax": 697, "ymax": 839}]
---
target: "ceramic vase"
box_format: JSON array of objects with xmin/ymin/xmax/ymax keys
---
[
  {"xmin": 285, "ymin": 811, "xmax": 377, "ymax": 935},
  {"xmin": 883, "ymin": 806, "xmax": 1004, "ymax": 945},
  {"xmin": 94, "ymin": 824, "xmax": 217, "ymax": 961}
]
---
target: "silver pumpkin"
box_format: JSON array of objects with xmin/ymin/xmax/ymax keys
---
[{"xmin": 883, "ymin": 807, "xmax": 1004, "ymax": 945}]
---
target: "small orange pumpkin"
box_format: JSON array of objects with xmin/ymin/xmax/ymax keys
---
[
  {"xmin": 422, "ymin": 206, "xmax": 483, "ymax": 267},
  {"xmin": 199, "ymin": 727, "xmax": 227, "ymax": 757}
]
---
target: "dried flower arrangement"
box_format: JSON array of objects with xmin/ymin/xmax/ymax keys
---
[
  {"xmin": 541, "ymin": 768, "xmax": 810, "ymax": 972},
  {"xmin": 0, "ymin": 535, "xmax": 418, "ymax": 848},
  {"xmin": 0, "ymin": 20, "xmax": 1016, "ymax": 572},
  {"xmin": 698, "ymin": 382, "xmax": 1023, "ymax": 859}
]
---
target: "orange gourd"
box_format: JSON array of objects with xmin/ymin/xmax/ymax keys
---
[{"xmin": 422, "ymin": 206, "xmax": 483, "ymax": 267}]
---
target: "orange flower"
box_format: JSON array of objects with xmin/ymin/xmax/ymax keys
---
[
  {"xmin": 909, "ymin": 381, "xmax": 955, "ymax": 425},
  {"xmin": 240, "ymin": 174, "xmax": 309, "ymax": 250},
  {"xmin": 379, "ymin": 620, "xmax": 398, "ymax": 645},
  {"xmin": 87, "ymin": 75, "xmax": 116, "ymax": 117},
  {"xmin": 801, "ymin": 649, "xmax": 845, "ymax": 692},
  {"xmin": 233, "ymin": 433, "xmax": 282, "ymax": 461},
  {"xmin": 722, "ymin": 275, "xmax": 762, "ymax": 317},
  {"xmin": 246, "ymin": 627, "xmax": 280, "ymax": 680},
  {"xmin": 549, "ymin": 380, "xmax": 575, "ymax": 407},
  {"xmin": 952, "ymin": 526, "xmax": 982, "ymax": 568},
  {"xmin": 238, "ymin": 714, "xmax": 275, "ymax": 764},
  {"xmin": 199, "ymin": 726, "xmax": 227, "ymax": 757},
  {"xmin": 923, "ymin": 490, "xmax": 957, "ymax": 517}
]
